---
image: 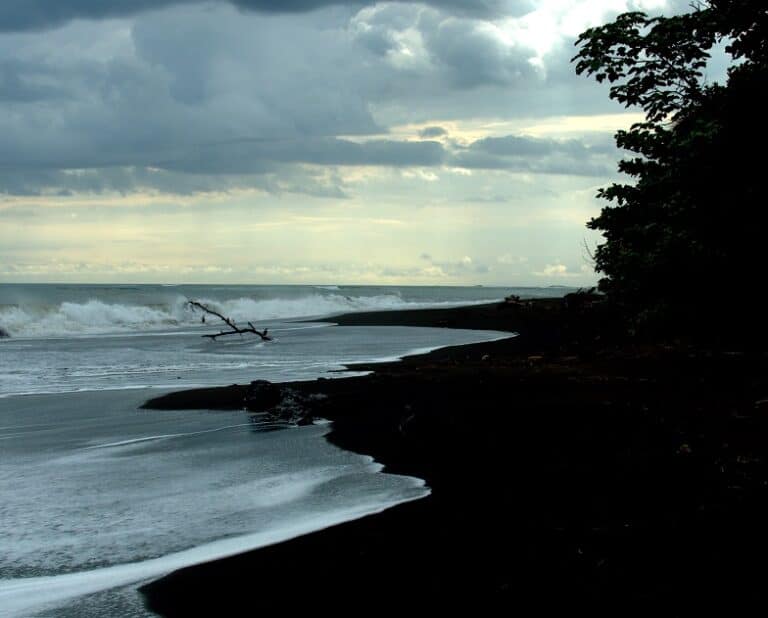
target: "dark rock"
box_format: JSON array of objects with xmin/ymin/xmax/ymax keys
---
[
  {"xmin": 244, "ymin": 380, "xmax": 282, "ymax": 412},
  {"xmin": 269, "ymin": 388, "xmax": 323, "ymax": 426},
  {"xmin": 245, "ymin": 380, "xmax": 321, "ymax": 425},
  {"xmin": 0, "ymin": 326, "xmax": 9, "ymax": 338}
]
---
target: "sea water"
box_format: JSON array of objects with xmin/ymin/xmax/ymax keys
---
[{"xmin": 0, "ymin": 284, "xmax": 568, "ymax": 616}]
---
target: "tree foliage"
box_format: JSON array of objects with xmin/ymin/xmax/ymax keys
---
[{"xmin": 573, "ymin": 1, "xmax": 768, "ymax": 335}]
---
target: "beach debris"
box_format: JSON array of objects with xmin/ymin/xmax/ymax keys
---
[
  {"xmin": 244, "ymin": 379, "xmax": 321, "ymax": 426},
  {"xmin": 186, "ymin": 299, "xmax": 273, "ymax": 341}
]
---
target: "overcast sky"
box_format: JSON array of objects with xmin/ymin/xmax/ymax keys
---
[{"xmin": 0, "ymin": 0, "xmax": 687, "ymax": 285}]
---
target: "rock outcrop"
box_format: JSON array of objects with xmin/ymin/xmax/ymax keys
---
[{"xmin": 244, "ymin": 379, "xmax": 325, "ymax": 426}]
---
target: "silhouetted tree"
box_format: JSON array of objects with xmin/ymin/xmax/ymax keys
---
[{"xmin": 573, "ymin": 1, "xmax": 768, "ymax": 336}]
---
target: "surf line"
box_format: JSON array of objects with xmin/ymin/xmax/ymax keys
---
[
  {"xmin": 0, "ymin": 492, "xmax": 429, "ymax": 617},
  {"xmin": 84, "ymin": 422, "xmax": 254, "ymax": 449}
]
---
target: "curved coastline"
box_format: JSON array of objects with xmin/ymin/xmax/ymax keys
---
[
  {"xmin": 139, "ymin": 302, "xmax": 527, "ymax": 613},
  {"xmin": 141, "ymin": 299, "xmax": 768, "ymax": 615}
]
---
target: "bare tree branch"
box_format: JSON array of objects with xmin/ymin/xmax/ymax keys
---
[{"xmin": 186, "ymin": 299, "xmax": 273, "ymax": 341}]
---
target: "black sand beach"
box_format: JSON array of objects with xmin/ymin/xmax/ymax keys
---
[{"xmin": 141, "ymin": 300, "xmax": 768, "ymax": 615}]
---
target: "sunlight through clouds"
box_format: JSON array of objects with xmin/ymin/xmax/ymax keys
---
[{"xmin": 0, "ymin": 0, "xmax": 680, "ymax": 285}]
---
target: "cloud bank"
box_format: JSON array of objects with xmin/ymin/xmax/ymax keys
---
[{"xmin": 0, "ymin": 0, "xmax": 677, "ymax": 284}]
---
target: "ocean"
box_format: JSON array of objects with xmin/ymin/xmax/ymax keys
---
[{"xmin": 0, "ymin": 283, "xmax": 569, "ymax": 616}]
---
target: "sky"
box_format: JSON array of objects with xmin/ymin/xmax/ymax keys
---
[{"xmin": 0, "ymin": 0, "xmax": 687, "ymax": 285}]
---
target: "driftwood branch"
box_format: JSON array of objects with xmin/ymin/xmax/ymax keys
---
[{"xmin": 186, "ymin": 300, "xmax": 273, "ymax": 341}]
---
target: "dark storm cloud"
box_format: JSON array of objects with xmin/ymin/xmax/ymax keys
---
[
  {"xmin": 470, "ymin": 135, "xmax": 589, "ymax": 157},
  {"xmin": 0, "ymin": 0, "xmax": 630, "ymax": 196},
  {"xmin": 449, "ymin": 135, "xmax": 617, "ymax": 176},
  {"xmin": 0, "ymin": 1, "xmax": 162, "ymax": 32},
  {"xmin": 156, "ymin": 138, "xmax": 446, "ymax": 173},
  {"xmin": 0, "ymin": 0, "xmax": 535, "ymax": 32},
  {"xmin": 0, "ymin": 131, "xmax": 615, "ymax": 197},
  {"xmin": 0, "ymin": 164, "xmax": 350, "ymax": 198},
  {"xmin": 0, "ymin": 137, "xmax": 444, "ymax": 193},
  {"xmin": 0, "ymin": 167, "xmax": 218, "ymax": 196},
  {"xmin": 419, "ymin": 126, "xmax": 448, "ymax": 138},
  {"xmin": 351, "ymin": 3, "xmax": 539, "ymax": 91},
  {"xmin": 425, "ymin": 17, "xmax": 537, "ymax": 88},
  {"xmin": 233, "ymin": 0, "xmax": 533, "ymax": 17}
]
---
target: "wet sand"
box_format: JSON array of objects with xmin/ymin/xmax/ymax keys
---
[{"xmin": 141, "ymin": 299, "xmax": 768, "ymax": 615}]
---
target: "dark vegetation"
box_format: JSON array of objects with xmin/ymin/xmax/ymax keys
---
[{"xmin": 573, "ymin": 0, "xmax": 768, "ymax": 338}]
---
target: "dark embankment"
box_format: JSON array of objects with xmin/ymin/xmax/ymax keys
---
[{"xmin": 141, "ymin": 300, "xmax": 768, "ymax": 615}]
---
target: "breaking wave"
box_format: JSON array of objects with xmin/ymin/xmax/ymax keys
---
[{"xmin": 0, "ymin": 293, "xmax": 494, "ymax": 338}]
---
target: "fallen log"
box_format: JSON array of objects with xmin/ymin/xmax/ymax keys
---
[{"xmin": 186, "ymin": 300, "xmax": 273, "ymax": 341}]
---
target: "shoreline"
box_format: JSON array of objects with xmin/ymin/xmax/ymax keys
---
[{"xmin": 141, "ymin": 299, "xmax": 768, "ymax": 615}]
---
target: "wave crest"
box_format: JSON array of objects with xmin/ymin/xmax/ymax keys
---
[{"xmin": 0, "ymin": 292, "xmax": 463, "ymax": 337}]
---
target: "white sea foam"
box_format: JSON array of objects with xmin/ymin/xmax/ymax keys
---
[
  {"xmin": 0, "ymin": 298, "xmax": 187, "ymax": 337},
  {"xmin": 0, "ymin": 487, "xmax": 428, "ymax": 617},
  {"xmin": 0, "ymin": 293, "xmax": 495, "ymax": 338},
  {"xmin": 83, "ymin": 423, "xmax": 256, "ymax": 450}
]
